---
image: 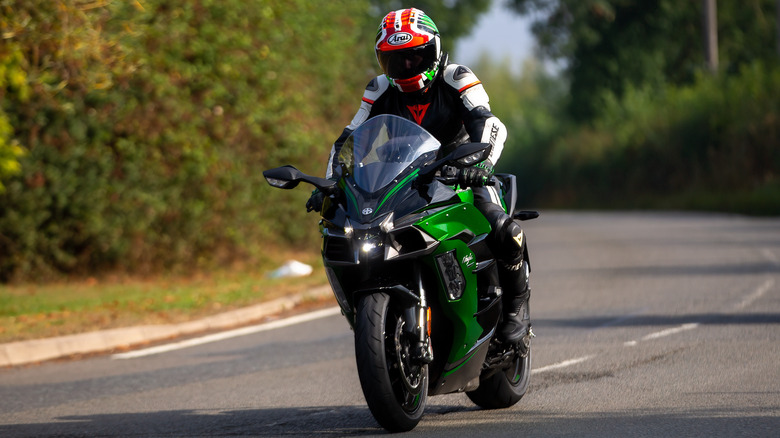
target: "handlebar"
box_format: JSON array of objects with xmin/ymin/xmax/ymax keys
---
[{"xmin": 435, "ymin": 174, "xmax": 497, "ymax": 187}]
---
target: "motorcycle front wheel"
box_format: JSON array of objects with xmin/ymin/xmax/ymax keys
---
[{"xmin": 355, "ymin": 292, "xmax": 428, "ymax": 432}]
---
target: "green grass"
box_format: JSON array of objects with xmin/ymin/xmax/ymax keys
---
[{"xmin": 0, "ymin": 249, "xmax": 329, "ymax": 343}]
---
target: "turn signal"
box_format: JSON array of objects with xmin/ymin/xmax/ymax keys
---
[{"xmin": 426, "ymin": 307, "xmax": 432, "ymax": 336}]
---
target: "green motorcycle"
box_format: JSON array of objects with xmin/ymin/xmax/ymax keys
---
[{"xmin": 263, "ymin": 114, "xmax": 538, "ymax": 432}]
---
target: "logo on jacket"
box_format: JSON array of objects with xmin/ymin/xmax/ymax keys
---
[
  {"xmin": 387, "ymin": 32, "xmax": 413, "ymax": 46},
  {"xmin": 407, "ymin": 103, "xmax": 430, "ymax": 125}
]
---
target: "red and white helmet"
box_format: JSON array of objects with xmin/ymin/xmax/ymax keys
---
[{"xmin": 375, "ymin": 8, "xmax": 442, "ymax": 93}]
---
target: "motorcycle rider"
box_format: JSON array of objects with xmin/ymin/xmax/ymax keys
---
[{"xmin": 308, "ymin": 8, "xmax": 530, "ymax": 347}]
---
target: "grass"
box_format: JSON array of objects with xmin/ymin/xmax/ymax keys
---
[{"xmin": 0, "ymin": 249, "xmax": 329, "ymax": 344}]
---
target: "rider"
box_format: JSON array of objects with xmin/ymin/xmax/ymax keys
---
[{"xmin": 308, "ymin": 8, "xmax": 530, "ymax": 346}]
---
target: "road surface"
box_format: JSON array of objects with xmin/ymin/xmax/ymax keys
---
[{"xmin": 1, "ymin": 211, "xmax": 778, "ymax": 437}]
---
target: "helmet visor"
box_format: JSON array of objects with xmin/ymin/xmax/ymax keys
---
[{"xmin": 378, "ymin": 43, "xmax": 438, "ymax": 80}]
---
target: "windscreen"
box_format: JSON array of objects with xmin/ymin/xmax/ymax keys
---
[{"xmin": 338, "ymin": 115, "xmax": 440, "ymax": 192}]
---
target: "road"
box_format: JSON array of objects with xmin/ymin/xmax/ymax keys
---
[{"xmin": 1, "ymin": 211, "xmax": 779, "ymax": 437}]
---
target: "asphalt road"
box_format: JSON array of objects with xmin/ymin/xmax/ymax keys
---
[{"xmin": 1, "ymin": 211, "xmax": 779, "ymax": 437}]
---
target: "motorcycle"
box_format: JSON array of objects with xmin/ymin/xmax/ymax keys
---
[{"xmin": 263, "ymin": 114, "xmax": 538, "ymax": 432}]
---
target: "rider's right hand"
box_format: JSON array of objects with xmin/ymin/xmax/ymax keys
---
[{"xmin": 306, "ymin": 190, "xmax": 324, "ymax": 212}]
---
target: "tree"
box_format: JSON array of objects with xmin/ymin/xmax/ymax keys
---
[{"xmin": 507, "ymin": 0, "xmax": 779, "ymax": 120}]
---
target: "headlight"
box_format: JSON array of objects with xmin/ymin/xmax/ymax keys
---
[{"xmin": 361, "ymin": 241, "xmax": 377, "ymax": 253}]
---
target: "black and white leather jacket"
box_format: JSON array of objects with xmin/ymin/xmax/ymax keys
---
[{"xmin": 325, "ymin": 60, "xmax": 508, "ymax": 179}]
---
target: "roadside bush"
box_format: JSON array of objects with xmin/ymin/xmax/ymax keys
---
[
  {"xmin": 0, "ymin": 0, "xmax": 374, "ymax": 282},
  {"xmin": 498, "ymin": 60, "xmax": 780, "ymax": 214}
]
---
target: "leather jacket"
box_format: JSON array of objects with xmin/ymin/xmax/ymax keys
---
[{"xmin": 326, "ymin": 58, "xmax": 507, "ymax": 179}]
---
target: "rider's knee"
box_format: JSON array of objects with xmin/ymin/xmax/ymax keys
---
[{"xmin": 478, "ymin": 202, "xmax": 525, "ymax": 265}]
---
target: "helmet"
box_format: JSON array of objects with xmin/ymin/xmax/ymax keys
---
[{"xmin": 375, "ymin": 8, "xmax": 442, "ymax": 93}]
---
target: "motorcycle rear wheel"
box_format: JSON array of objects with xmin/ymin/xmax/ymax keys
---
[
  {"xmin": 355, "ymin": 292, "xmax": 428, "ymax": 432},
  {"xmin": 466, "ymin": 346, "xmax": 531, "ymax": 409}
]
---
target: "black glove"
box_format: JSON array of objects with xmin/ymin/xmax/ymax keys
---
[
  {"xmin": 458, "ymin": 166, "xmax": 492, "ymax": 187},
  {"xmin": 306, "ymin": 190, "xmax": 324, "ymax": 212}
]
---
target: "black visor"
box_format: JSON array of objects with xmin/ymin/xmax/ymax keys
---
[{"xmin": 378, "ymin": 43, "xmax": 438, "ymax": 80}]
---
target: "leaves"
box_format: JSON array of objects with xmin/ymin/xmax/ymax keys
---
[
  {"xmin": 0, "ymin": 0, "xmax": 375, "ymax": 281},
  {"xmin": 508, "ymin": 0, "xmax": 780, "ymax": 121}
]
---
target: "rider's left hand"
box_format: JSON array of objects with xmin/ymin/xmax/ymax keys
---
[{"xmin": 458, "ymin": 166, "xmax": 492, "ymax": 187}]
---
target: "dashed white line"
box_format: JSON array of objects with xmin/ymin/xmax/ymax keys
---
[
  {"xmin": 624, "ymin": 323, "xmax": 700, "ymax": 346},
  {"xmin": 737, "ymin": 278, "xmax": 774, "ymax": 310},
  {"xmin": 761, "ymin": 248, "xmax": 779, "ymax": 264},
  {"xmin": 531, "ymin": 355, "xmax": 595, "ymax": 374}
]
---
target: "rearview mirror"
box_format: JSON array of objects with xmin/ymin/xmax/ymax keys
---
[
  {"xmin": 418, "ymin": 142, "xmax": 492, "ymax": 180},
  {"xmin": 455, "ymin": 143, "xmax": 491, "ymax": 166},
  {"xmin": 263, "ymin": 165, "xmax": 338, "ymax": 194},
  {"xmin": 263, "ymin": 166, "xmax": 303, "ymax": 189}
]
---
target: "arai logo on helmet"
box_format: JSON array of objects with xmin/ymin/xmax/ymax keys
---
[{"xmin": 387, "ymin": 32, "xmax": 413, "ymax": 46}]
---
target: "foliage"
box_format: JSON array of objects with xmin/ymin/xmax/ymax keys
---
[
  {"xmin": 0, "ymin": 42, "xmax": 27, "ymax": 193},
  {"xmin": 507, "ymin": 0, "xmax": 780, "ymax": 121},
  {"xmin": 0, "ymin": 0, "xmax": 375, "ymax": 282},
  {"xmin": 471, "ymin": 56, "xmax": 569, "ymax": 205},
  {"xmin": 489, "ymin": 0, "xmax": 780, "ymax": 214},
  {"xmin": 497, "ymin": 60, "xmax": 780, "ymax": 214}
]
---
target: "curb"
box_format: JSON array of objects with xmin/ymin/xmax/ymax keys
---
[{"xmin": 0, "ymin": 285, "xmax": 333, "ymax": 368}]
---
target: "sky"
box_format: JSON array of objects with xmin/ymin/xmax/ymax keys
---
[{"xmin": 452, "ymin": 0, "xmax": 535, "ymax": 75}]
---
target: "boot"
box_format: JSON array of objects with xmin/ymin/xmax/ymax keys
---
[{"xmin": 497, "ymin": 259, "xmax": 531, "ymax": 347}]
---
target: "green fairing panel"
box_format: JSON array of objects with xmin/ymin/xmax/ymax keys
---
[
  {"xmin": 457, "ymin": 189, "xmax": 474, "ymax": 204},
  {"xmin": 427, "ymin": 240, "xmax": 483, "ymax": 363},
  {"xmin": 414, "ymin": 202, "xmax": 490, "ymax": 241},
  {"xmin": 416, "ymin": 202, "xmax": 491, "ymax": 363}
]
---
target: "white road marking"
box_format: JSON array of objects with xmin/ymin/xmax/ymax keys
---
[
  {"xmin": 112, "ymin": 306, "xmax": 342, "ymax": 360},
  {"xmin": 737, "ymin": 278, "xmax": 774, "ymax": 310},
  {"xmin": 624, "ymin": 323, "xmax": 699, "ymax": 347},
  {"xmin": 531, "ymin": 355, "xmax": 594, "ymax": 374},
  {"xmin": 761, "ymin": 248, "xmax": 779, "ymax": 265}
]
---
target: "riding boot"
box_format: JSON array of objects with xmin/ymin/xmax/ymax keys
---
[{"xmin": 497, "ymin": 257, "xmax": 531, "ymax": 348}]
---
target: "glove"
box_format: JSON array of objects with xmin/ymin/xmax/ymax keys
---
[
  {"xmin": 306, "ymin": 190, "xmax": 324, "ymax": 212},
  {"xmin": 458, "ymin": 165, "xmax": 493, "ymax": 187}
]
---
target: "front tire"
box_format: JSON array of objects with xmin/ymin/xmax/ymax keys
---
[{"xmin": 355, "ymin": 292, "xmax": 428, "ymax": 432}]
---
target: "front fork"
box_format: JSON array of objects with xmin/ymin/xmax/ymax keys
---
[{"xmin": 404, "ymin": 264, "xmax": 433, "ymax": 364}]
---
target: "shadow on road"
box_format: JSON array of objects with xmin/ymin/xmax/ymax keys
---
[
  {"xmin": 538, "ymin": 312, "xmax": 780, "ymax": 329},
  {"xmin": 0, "ymin": 406, "xmax": 382, "ymax": 437},
  {"xmin": 0, "ymin": 404, "xmax": 477, "ymax": 437},
  {"xmin": 416, "ymin": 406, "xmax": 780, "ymax": 437},
  {"xmin": 2, "ymin": 404, "xmax": 778, "ymax": 437}
]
